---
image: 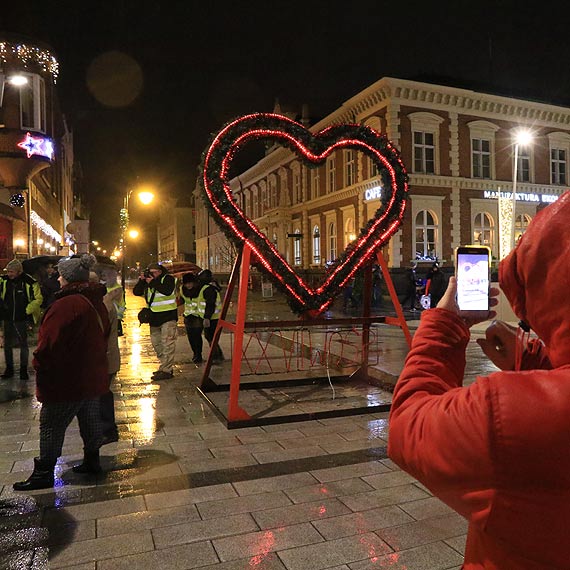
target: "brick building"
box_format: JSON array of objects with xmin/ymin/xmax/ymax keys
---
[
  {"xmin": 0, "ymin": 33, "xmax": 76, "ymax": 267},
  {"xmin": 195, "ymin": 77, "xmax": 569, "ymax": 279}
]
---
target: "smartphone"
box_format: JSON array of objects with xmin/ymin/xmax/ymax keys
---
[{"xmin": 455, "ymin": 246, "xmax": 491, "ymax": 319}]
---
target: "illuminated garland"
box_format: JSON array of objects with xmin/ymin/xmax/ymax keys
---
[
  {"xmin": 200, "ymin": 113, "xmax": 409, "ymax": 316},
  {"xmin": 0, "ymin": 41, "xmax": 59, "ymax": 82},
  {"xmin": 30, "ymin": 210, "xmax": 62, "ymax": 242}
]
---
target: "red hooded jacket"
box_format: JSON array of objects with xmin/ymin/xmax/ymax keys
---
[
  {"xmin": 33, "ymin": 282, "xmax": 111, "ymax": 403},
  {"xmin": 389, "ymin": 192, "xmax": 570, "ymax": 569}
]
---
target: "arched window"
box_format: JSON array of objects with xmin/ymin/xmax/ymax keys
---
[
  {"xmin": 473, "ymin": 212, "xmax": 494, "ymax": 248},
  {"xmin": 515, "ymin": 213, "xmax": 531, "ymax": 242},
  {"xmin": 344, "ymin": 217, "xmax": 356, "ymax": 247},
  {"xmin": 414, "ymin": 210, "xmax": 437, "ymax": 259},
  {"xmin": 312, "ymin": 225, "xmax": 321, "ymax": 264},
  {"xmin": 310, "ymin": 169, "xmax": 320, "ymax": 199},
  {"xmin": 293, "ymin": 229, "xmax": 301, "ymax": 266},
  {"xmin": 329, "ymin": 222, "xmax": 337, "ymax": 262}
]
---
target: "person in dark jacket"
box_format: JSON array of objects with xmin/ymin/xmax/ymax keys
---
[
  {"xmin": 133, "ymin": 262, "xmax": 178, "ymax": 380},
  {"xmin": 39, "ymin": 262, "xmax": 61, "ymax": 309},
  {"xmin": 0, "ymin": 259, "xmax": 43, "ymax": 380},
  {"xmin": 179, "ymin": 272, "xmax": 204, "ymax": 363},
  {"xmin": 424, "ymin": 262, "xmax": 448, "ymax": 308},
  {"xmin": 197, "ymin": 269, "xmax": 224, "ymax": 362},
  {"xmin": 13, "ymin": 254, "xmax": 111, "ymax": 491}
]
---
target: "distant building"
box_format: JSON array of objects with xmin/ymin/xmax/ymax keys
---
[
  {"xmin": 0, "ymin": 33, "xmax": 78, "ymax": 265},
  {"xmin": 195, "ymin": 76, "xmax": 569, "ymax": 277},
  {"xmin": 157, "ymin": 194, "xmax": 196, "ymax": 263}
]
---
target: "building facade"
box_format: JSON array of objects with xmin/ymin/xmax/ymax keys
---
[
  {"xmin": 0, "ymin": 33, "xmax": 76, "ymax": 266},
  {"xmin": 157, "ymin": 195, "xmax": 196, "ymax": 264},
  {"xmin": 195, "ymin": 77, "xmax": 569, "ymax": 277}
]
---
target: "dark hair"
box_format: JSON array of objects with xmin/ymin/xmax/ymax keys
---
[{"xmin": 182, "ymin": 272, "xmax": 197, "ymax": 284}]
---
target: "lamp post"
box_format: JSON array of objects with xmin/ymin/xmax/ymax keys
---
[
  {"xmin": 511, "ymin": 129, "xmax": 533, "ymax": 251},
  {"xmin": 119, "ymin": 188, "xmax": 154, "ymax": 289}
]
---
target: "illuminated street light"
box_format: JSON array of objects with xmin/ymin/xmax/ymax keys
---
[
  {"xmin": 120, "ymin": 187, "xmax": 155, "ymax": 288},
  {"xmin": 8, "ymin": 75, "xmax": 28, "ymax": 86},
  {"xmin": 128, "ymin": 229, "xmax": 140, "ymax": 239}
]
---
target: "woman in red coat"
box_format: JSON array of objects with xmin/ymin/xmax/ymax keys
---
[
  {"xmin": 389, "ymin": 192, "xmax": 570, "ymax": 569},
  {"xmin": 13, "ymin": 254, "xmax": 110, "ymax": 491}
]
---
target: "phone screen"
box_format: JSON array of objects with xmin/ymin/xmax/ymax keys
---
[{"xmin": 456, "ymin": 248, "xmax": 490, "ymax": 312}]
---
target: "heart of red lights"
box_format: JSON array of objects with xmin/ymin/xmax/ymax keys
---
[{"xmin": 200, "ymin": 113, "xmax": 409, "ymax": 316}]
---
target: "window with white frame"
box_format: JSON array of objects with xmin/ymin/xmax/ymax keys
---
[
  {"xmin": 252, "ymin": 187, "xmax": 259, "ymax": 218},
  {"xmin": 515, "ymin": 213, "xmax": 531, "ymax": 242},
  {"xmin": 310, "ymin": 169, "xmax": 320, "ymax": 199},
  {"xmin": 473, "ymin": 212, "xmax": 494, "ymax": 248},
  {"xmin": 19, "ymin": 73, "xmax": 46, "ymax": 132},
  {"xmin": 367, "ymin": 155, "xmax": 380, "ymax": 179},
  {"xmin": 269, "ymin": 177, "xmax": 277, "ymax": 209},
  {"xmin": 414, "ymin": 210, "xmax": 438, "ymax": 259},
  {"xmin": 344, "ymin": 217, "xmax": 356, "ymax": 247},
  {"xmin": 468, "ymin": 121, "xmax": 499, "ymax": 180},
  {"xmin": 472, "ymin": 139, "xmax": 491, "ymax": 179},
  {"xmin": 312, "ymin": 225, "xmax": 320, "ymax": 264},
  {"xmin": 328, "ymin": 222, "xmax": 337, "ymax": 262},
  {"xmin": 345, "ymin": 149, "xmax": 356, "ymax": 186},
  {"xmin": 260, "ymin": 184, "xmax": 267, "ymax": 214},
  {"xmin": 293, "ymin": 229, "xmax": 302, "ymax": 265},
  {"xmin": 551, "ymin": 148, "xmax": 566, "ymax": 185},
  {"xmin": 516, "ymin": 147, "xmax": 531, "ymax": 182},
  {"xmin": 548, "ymin": 132, "xmax": 570, "ymax": 186},
  {"xmin": 408, "ymin": 112, "xmax": 444, "ymax": 175},
  {"xmin": 326, "ymin": 155, "xmax": 336, "ymax": 193}
]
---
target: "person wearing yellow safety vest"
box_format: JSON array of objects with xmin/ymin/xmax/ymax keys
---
[
  {"xmin": 0, "ymin": 259, "xmax": 43, "ymax": 380},
  {"xmin": 133, "ymin": 262, "xmax": 178, "ymax": 380},
  {"xmin": 179, "ymin": 273, "xmax": 204, "ymax": 364},
  {"xmin": 196, "ymin": 269, "xmax": 224, "ymax": 363}
]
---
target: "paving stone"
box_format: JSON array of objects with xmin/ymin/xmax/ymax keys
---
[
  {"xmin": 398, "ymin": 497, "xmax": 456, "ymax": 521},
  {"xmin": 46, "ymin": 496, "xmax": 146, "ymax": 522},
  {"xmin": 252, "ymin": 498, "xmax": 352, "ymax": 530},
  {"xmin": 284, "ymin": 478, "xmax": 375, "ymax": 504},
  {"xmin": 97, "ymin": 503, "xmax": 200, "ymax": 537},
  {"xmin": 349, "ymin": 540, "xmax": 464, "ymax": 570},
  {"xmin": 153, "ymin": 513, "xmax": 259, "ymax": 549},
  {"xmin": 233, "ymin": 472, "xmax": 319, "ymax": 496},
  {"xmin": 312, "ymin": 504, "xmax": 415, "ymax": 540},
  {"xmin": 144, "ymin": 483, "xmax": 238, "ymax": 510},
  {"xmin": 277, "ymin": 532, "xmax": 392, "ymax": 570},
  {"xmin": 338, "ymin": 484, "xmax": 430, "ymax": 512},
  {"xmin": 310, "ymin": 461, "xmax": 391, "ymax": 483},
  {"xmin": 212, "ymin": 522, "xmax": 324, "ymax": 562},
  {"xmin": 444, "ymin": 534, "xmax": 467, "ymax": 555},
  {"xmin": 97, "ymin": 541, "xmax": 219, "ymax": 570},
  {"xmin": 361, "ymin": 470, "xmax": 415, "ymax": 489},
  {"xmin": 196, "ymin": 552, "xmax": 287, "ymax": 570},
  {"xmin": 197, "ymin": 491, "xmax": 292, "ymax": 520}
]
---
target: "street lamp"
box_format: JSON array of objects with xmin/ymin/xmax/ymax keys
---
[
  {"xmin": 511, "ymin": 129, "xmax": 533, "ymax": 251},
  {"xmin": 120, "ymin": 187, "xmax": 155, "ymax": 288}
]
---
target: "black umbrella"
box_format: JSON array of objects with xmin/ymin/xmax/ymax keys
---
[{"xmin": 22, "ymin": 255, "xmax": 63, "ymax": 276}]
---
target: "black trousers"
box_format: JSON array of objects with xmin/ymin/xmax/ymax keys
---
[
  {"xmin": 184, "ymin": 315, "xmax": 203, "ymax": 359},
  {"xmin": 3, "ymin": 320, "xmax": 29, "ymax": 372}
]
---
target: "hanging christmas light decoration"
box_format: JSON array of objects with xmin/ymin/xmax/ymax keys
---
[
  {"xmin": 9, "ymin": 193, "xmax": 25, "ymax": 208},
  {"xmin": 0, "ymin": 41, "xmax": 59, "ymax": 82},
  {"xmin": 200, "ymin": 113, "xmax": 409, "ymax": 316}
]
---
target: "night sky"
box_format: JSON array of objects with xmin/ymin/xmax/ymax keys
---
[{"xmin": 2, "ymin": 0, "xmax": 570, "ymax": 251}]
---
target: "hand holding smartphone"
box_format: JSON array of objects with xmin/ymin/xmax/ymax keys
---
[{"xmin": 455, "ymin": 245, "xmax": 491, "ymax": 320}]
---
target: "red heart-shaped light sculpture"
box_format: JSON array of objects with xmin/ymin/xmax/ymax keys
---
[{"xmin": 201, "ymin": 113, "xmax": 409, "ymax": 316}]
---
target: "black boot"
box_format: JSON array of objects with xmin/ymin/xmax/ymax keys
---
[
  {"xmin": 1, "ymin": 369, "xmax": 14, "ymax": 379},
  {"xmin": 13, "ymin": 458, "xmax": 55, "ymax": 491},
  {"xmin": 72, "ymin": 449, "xmax": 101, "ymax": 474}
]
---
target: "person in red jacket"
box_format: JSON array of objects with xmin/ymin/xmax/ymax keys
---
[
  {"xmin": 389, "ymin": 192, "xmax": 570, "ymax": 569},
  {"xmin": 13, "ymin": 254, "xmax": 110, "ymax": 491}
]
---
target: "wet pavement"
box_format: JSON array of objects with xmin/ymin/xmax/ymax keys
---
[{"xmin": 0, "ymin": 285, "xmax": 502, "ymax": 569}]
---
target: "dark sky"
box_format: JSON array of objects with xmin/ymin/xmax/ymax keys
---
[{"xmin": 3, "ymin": 0, "xmax": 570, "ymax": 249}]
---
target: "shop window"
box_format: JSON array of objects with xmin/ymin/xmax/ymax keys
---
[
  {"xmin": 344, "ymin": 217, "xmax": 356, "ymax": 247},
  {"xmin": 473, "ymin": 212, "xmax": 494, "ymax": 248},
  {"xmin": 414, "ymin": 210, "xmax": 438, "ymax": 259},
  {"xmin": 515, "ymin": 213, "xmax": 531, "ymax": 242}
]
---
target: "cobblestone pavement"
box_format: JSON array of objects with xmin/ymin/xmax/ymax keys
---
[{"xmin": 0, "ymin": 286, "xmax": 501, "ymax": 569}]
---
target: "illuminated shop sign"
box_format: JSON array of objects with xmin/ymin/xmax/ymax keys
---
[
  {"xmin": 483, "ymin": 190, "xmax": 559, "ymax": 204},
  {"xmin": 17, "ymin": 132, "xmax": 54, "ymax": 160},
  {"xmin": 364, "ymin": 186, "xmax": 383, "ymax": 201}
]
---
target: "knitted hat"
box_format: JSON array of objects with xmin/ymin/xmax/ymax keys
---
[
  {"xmin": 5, "ymin": 259, "xmax": 23, "ymax": 273},
  {"xmin": 58, "ymin": 254, "xmax": 96, "ymax": 283}
]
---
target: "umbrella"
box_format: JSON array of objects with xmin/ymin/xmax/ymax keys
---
[{"xmin": 22, "ymin": 255, "xmax": 63, "ymax": 277}]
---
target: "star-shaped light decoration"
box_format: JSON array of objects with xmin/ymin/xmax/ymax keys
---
[{"xmin": 17, "ymin": 132, "xmax": 54, "ymax": 160}]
